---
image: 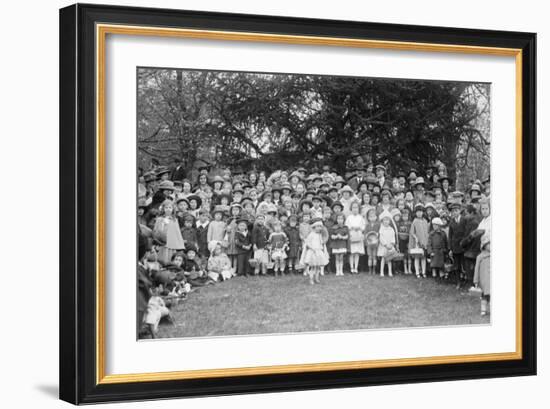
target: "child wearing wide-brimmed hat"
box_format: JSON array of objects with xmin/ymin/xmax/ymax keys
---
[
  {"xmin": 207, "ymin": 205, "xmax": 227, "ymax": 244},
  {"xmin": 409, "ymin": 203, "xmax": 429, "ymax": 278},
  {"xmin": 152, "ymin": 199, "xmax": 186, "ymax": 266},
  {"xmin": 225, "ymin": 203, "xmax": 243, "ymax": 269},
  {"xmin": 302, "ymin": 220, "xmax": 329, "ymax": 284},
  {"xmin": 378, "ymin": 211, "xmax": 397, "ymax": 277}
]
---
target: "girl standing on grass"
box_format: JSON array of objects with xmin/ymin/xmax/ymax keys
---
[
  {"xmin": 225, "ymin": 203, "xmax": 242, "ymax": 269},
  {"xmin": 303, "ymin": 220, "xmax": 329, "ymax": 284},
  {"xmin": 299, "ymin": 212, "xmax": 312, "ymax": 276},
  {"xmin": 378, "ymin": 211, "xmax": 397, "ymax": 277},
  {"xmin": 345, "ymin": 200, "xmax": 365, "ymax": 274},
  {"xmin": 268, "ymin": 221, "xmax": 289, "ymax": 276},
  {"xmin": 474, "ymin": 236, "xmax": 491, "ymax": 316},
  {"xmin": 207, "ymin": 206, "xmax": 227, "ymax": 244},
  {"xmin": 330, "ymin": 212, "xmax": 349, "ymax": 276},
  {"xmin": 409, "ymin": 203, "xmax": 429, "ymax": 278},
  {"xmin": 152, "ymin": 199, "xmax": 186, "ymax": 266},
  {"xmin": 364, "ymin": 208, "xmax": 380, "ymax": 274}
]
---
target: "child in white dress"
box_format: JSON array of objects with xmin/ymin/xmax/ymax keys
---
[{"xmin": 302, "ymin": 220, "xmax": 329, "ymax": 284}]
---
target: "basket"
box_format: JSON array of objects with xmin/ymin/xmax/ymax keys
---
[
  {"xmin": 365, "ymin": 231, "xmax": 379, "ymax": 246},
  {"xmin": 384, "ymin": 247, "xmax": 402, "ymax": 262},
  {"xmin": 409, "ymin": 234, "xmax": 424, "ymax": 258}
]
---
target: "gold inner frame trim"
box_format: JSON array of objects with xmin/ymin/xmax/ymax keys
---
[{"xmin": 95, "ymin": 23, "xmax": 523, "ymax": 385}]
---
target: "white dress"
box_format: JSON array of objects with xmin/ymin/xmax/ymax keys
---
[
  {"xmin": 377, "ymin": 224, "xmax": 396, "ymax": 257},
  {"xmin": 345, "ymin": 213, "xmax": 366, "ymax": 254},
  {"xmin": 302, "ymin": 231, "xmax": 329, "ymax": 266}
]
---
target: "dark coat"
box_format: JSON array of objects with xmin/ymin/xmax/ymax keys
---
[
  {"xmin": 251, "ymin": 223, "xmax": 270, "ymax": 249},
  {"xmin": 196, "ymin": 223, "xmax": 210, "ymax": 257},
  {"xmin": 329, "ymin": 224, "xmax": 349, "ymax": 252},
  {"xmin": 347, "ymin": 176, "xmax": 365, "ymax": 192},
  {"xmin": 171, "ymin": 164, "xmax": 187, "ymax": 181},
  {"xmin": 428, "ymin": 229, "xmax": 448, "ymax": 268},
  {"xmin": 284, "ymin": 225, "xmax": 301, "ymax": 259},
  {"xmin": 460, "ymin": 214, "xmax": 482, "ymax": 260},
  {"xmin": 180, "ymin": 226, "xmax": 198, "ymax": 251},
  {"xmin": 235, "ymin": 230, "xmax": 252, "ymax": 254},
  {"xmin": 448, "ymin": 215, "xmax": 468, "ymax": 254}
]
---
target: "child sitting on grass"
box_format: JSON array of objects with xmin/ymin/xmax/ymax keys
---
[{"xmin": 207, "ymin": 240, "xmax": 235, "ymax": 281}]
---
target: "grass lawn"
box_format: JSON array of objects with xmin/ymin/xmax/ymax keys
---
[{"xmin": 156, "ymin": 273, "xmax": 489, "ymax": 339}]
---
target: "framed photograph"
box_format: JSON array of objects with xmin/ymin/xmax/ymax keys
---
[{"xmin": 59, "ymin": 3, "xmax": 536, "ymax": 404}]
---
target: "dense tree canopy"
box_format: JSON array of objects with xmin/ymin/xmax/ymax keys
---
[{"xmin": 138, "ymin": 68, "xmax": 490, "ymax": 189}]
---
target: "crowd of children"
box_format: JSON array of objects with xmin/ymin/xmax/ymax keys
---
[{"xmin": 137, "ymin": 161, "xmax": 492, "ymax": 335}]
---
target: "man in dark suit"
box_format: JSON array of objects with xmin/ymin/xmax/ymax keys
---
[
  {"xmin": 170, "ymin": 157, "xmax": 187, "ymax": 181},
  {"xmin": 348, "ymin": 167, "xmax": 366, "ymax": 191},
  {"xmin": 448, "ymin": 202, "xmax": 467, "ymax": 288}
]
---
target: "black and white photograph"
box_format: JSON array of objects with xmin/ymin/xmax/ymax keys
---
[{"xmin": 136, "ymin": 67, "xmax": 492, "ymax": 339}]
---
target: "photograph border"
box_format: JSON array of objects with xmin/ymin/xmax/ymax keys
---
[{"xmin": 60, "ymin": 3, "xmax": 536, "ymax": 404}]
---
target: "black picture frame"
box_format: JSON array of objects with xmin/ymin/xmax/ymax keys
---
[{"xmin": 59, "ymin": 3, "xmax": 536, "ymax": 404}]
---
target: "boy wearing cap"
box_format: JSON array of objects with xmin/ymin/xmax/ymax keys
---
[{"xmin": 428, "ymin": 218, "xmax": 448, "ymax": 278}]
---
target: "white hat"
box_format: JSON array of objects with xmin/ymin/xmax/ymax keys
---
[
  {"xmin": 379, "ymin": 210, "xmax": 393, "ymax": 221},
  {"xmin": 431, "ymin": 217, "xmax": 443, "ymax": 226},
  {"xmin": 311, "ymin": 220, "xmax": 324, "ymax": 228}
]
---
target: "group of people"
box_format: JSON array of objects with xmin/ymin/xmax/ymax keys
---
[{"xmin": 137, "ymin": 160, "xmax": 492, "ymax": 336}]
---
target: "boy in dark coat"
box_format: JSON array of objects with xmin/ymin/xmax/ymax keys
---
[
  {"xmin": 448, "ymin": 202, "xmax": 467, "ymax": 288},
  {"xmin": 251, "ymin": 214, "xmax": 270, "ymax": 275},
  {"xmin": 180, "ymin": 215, "xmax": 198, "ymax": 252},
  {"xmin": 460, "ymin": 204, "xmax": 483, "ymax": 288},
  {"xmin": 196, "ymin": 209, "xmax": 210, "ymax": 261},
  {"xmin": 235, "ymin": 219, "xmax": 252, "ymax": 276},
  {"xmin": 284, "ymin": 215, "xmax": 301, "ymax": 274}
]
